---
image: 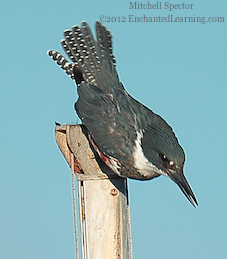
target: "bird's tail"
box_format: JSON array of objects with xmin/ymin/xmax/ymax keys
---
[{"xmin": 48, "ymin": 21, "xmax": 117, "ymax": 87}]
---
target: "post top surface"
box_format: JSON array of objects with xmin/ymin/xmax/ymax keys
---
[{"xmin": 55, "ymin": 124, "xmax": 120, "ymax": 181}]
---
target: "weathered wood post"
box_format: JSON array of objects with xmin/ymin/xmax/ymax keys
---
[{"xmin": 55, "ymin": 124, "xmax": 132, "ymax": 259}]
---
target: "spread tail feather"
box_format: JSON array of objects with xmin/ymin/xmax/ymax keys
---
[{"xmin": 47, "ymin": 21, "xmax": 117, "ymax": 87}]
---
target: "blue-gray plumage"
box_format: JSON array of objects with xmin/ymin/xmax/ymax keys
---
[{"xmin": 48, "ymin": 21, "xmax": 198, "ymax": 207}]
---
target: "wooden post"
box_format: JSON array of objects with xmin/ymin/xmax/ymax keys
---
[{"xmin": 55, "ymin": 124, "xmax": 131, "ymax": 259}]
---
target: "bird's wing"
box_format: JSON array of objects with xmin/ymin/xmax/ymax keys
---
[{"xmin": 76, "ymin": 81, "xmax": 139, "ymax": 160}]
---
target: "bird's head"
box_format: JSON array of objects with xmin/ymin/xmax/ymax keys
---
[{"xmin": 140, "ymin": 124, "xmax": 198, "ymax": 207}]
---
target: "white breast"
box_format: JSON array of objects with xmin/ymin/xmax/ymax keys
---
[{"xmin": 133, "ymin": 130, "xmax": 165, "ymax": 178}]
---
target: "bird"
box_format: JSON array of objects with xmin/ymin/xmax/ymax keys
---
[{"xmin": 48, "ymin": 21, "xmax": 198, "ymax": 207}]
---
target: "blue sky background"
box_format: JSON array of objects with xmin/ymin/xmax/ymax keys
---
[{"xmin": 1, "ymin": 0, "xmax": 227, "ymax": 258}]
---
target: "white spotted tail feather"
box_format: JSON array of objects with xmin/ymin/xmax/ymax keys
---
[
  {"xmin": 47, "ymin": 50, "xmax": 77, "ymax": 81},
  {"xmin": 48, "ymin": 21, "xmax": 116, "ymax": 87}
]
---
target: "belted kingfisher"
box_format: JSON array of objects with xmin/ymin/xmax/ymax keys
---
[{"xmin": 48, "ymin": 21, "xmax": 198, "ymax": 207}]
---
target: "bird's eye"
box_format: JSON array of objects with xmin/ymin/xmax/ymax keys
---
[{"xmin": 160, "ymin": 153, "xmax": 168, "ymax": 162}]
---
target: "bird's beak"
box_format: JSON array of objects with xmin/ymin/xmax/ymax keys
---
[{"xmin": 167, "ymin": 170, "xmax": 198, "ymax": 207}]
